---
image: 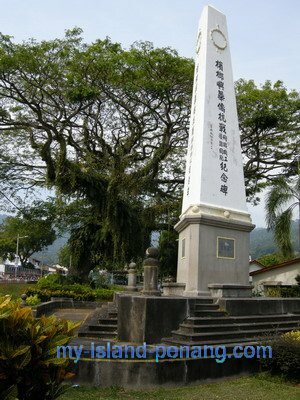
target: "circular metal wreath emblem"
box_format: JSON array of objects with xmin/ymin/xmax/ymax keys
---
[{"xmin": 210, "ymin": 28, "xmax": 227, "ymax": 50}]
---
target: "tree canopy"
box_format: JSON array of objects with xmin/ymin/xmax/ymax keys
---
[
  {"xmin": 236, "ymin": 79, "xmax": 300, "ymax": 203},
  {"xmin": 0, "ymin": 201, "xmax": 56, "ymax": 267}
]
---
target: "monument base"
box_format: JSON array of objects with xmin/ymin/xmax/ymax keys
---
[
  {"xmin": 162, "ymin": 283, "xmax": 185, "ymax": 296},
  {"xmin": 141, "ymin": 290, "xmax": 161, "ymax": 296},
  {"xmin": 175, "ymin": 205, "xmax": 255, "ymax": 295},
  {"xmin": 208, "ymin": 284, "xmax": 253, "ymax": 298},
  {"xmin": 183, "ymin": 290, "xmax": 211, "ymax": 297},
  {"xmin": 126, "ymin": 286, "xmax": 139, "ymax": 292}
]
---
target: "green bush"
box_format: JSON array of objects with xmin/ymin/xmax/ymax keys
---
[
  {"xmin": 266, "ymin": 287, "xmax": 281, "ymax": 297},
  {"xmin": 33, "ymin": 274, "xmax": 119, "ymax": 302},
  {"xmin": 260, "ymin": 331, "xmax": 300, "ymax": 381},
  {"xmin": 37, "ymin": 274, "xmax": 83, "ymax": 290},
  {"xmin": 25, "ymin": 294, "xmax": 41, "ymax": 306},
  {"xmin": 265, "ymin": 286, "xmax": 300, "ymax": 298},
  {"xmin": 0, "ymin": 295, "xmax": 79, "ymax": 400},
  {"xmin": 25, "ymin": 287, "xmax": 115, "ymax": 302},
  {"xmin": 280, "ymin": 286, "xmax": 300, "ymax": 297},
  {"xmin": 37, "ymin": 274, "xmax": 66, "ymax": 288}
]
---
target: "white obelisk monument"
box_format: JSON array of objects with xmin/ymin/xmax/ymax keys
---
[{"xmin": 175, "ymin": 5, "xmax": 254, "ymax": 297}]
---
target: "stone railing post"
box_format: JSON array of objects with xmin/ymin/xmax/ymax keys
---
[
  {"xmin": 126, "ymin": 261, "xmax": 138, "ymax": 292},
  {"xmin": 142, "ymin": 247, "xmax": 161, "ymax": 296},
  {"xmin": 20, "ymin": 294, "xmax": 27, "ymax": 307}
]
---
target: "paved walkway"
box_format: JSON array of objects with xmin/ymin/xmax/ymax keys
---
[{"xmin": 51, "ymin": 308, "xmax": 95, "ymax": 325}]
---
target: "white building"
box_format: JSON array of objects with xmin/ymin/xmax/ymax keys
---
[{"xmin": 250, "ymin": 257, "xmax": 300, "ymax": 290}]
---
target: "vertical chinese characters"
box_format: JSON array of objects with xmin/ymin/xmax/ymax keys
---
[{"xmin": 216, "ymin": 60, "xmax": 228, "ymax": 196}]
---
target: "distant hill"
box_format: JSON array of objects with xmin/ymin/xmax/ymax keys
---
[
  {"xmin": 0, "ymin": 213, "xmax": 299, "ymax": 263},
  {"xmin": 34, "ymin": 234, "xmax": 69, "ymax": 265},
  {"xmin": 250, "ymin": 220, "xmax": 299, "ymax": 259},
  {"xmin": 0, "ymin": 213, "xmax": 68, "ymax": 265}
]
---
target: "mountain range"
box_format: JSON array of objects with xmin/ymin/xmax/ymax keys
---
[{"xmin": 0, "ymin": 214, "xmax": 298, "ymax": 264}]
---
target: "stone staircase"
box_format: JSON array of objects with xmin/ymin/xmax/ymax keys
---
[
  {"xmin": 77, "ymin": 300, "xmax": 118, "ymax": 340},
  {"xmin": 163, "ymin": 298, "xmax": 300, "ymax": 348}
]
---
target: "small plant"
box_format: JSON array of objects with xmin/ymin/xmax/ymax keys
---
[
  {"xmin": 0, "ymin": 295, "xmax": 80, "ymax": 400},
  {"xmin": 265, "ymin": 287, "xmax": 281, "ymax": 297},
  {"xmin": 25, "ymin": 294, "xmax": 41, "ymax": 306}
]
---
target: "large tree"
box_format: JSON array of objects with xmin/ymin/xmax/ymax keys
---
[
  {"xmin": 0, "ymin": 30, "xmax": 193, "ymax": 274},
  {"xmin": 236, "ymin": 79, "xmax": 300, "ymax": 203}
]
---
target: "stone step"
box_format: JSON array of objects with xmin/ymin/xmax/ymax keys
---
[
  {"xmin": 186, "ymin": 314, "xmax": 299, "ymax": 325},
  {"xmin": 99, "ymin": 317, "xmax": 118, "ymax": 325},
  {"xmin": 108, "ymin": 311, "xmax": 118, "ymax": 318},
  {"xmin": 171, "ymin": 325, "xmax": 297, "ymax": 343},
  {"xmin": 193, "ymin": 304, "xmax": 220, "ymax": 311},
  {"xmin": 89, "ymin": 324, "xmax": 117, "ymax": 332},
  {"xmin": 192, "ymin": 310, "xmax": 227, "ymax": 317},
  {"xmin": 191, "ymin": 298, "xmax": 215, "ymax": 305},
  {"xmin": 179, "ymin": 320, "xmax": 300, "ymax": 334},
  {"xmin": 78, "ymin": 330, "xmax": 117, "ymax": 339},
  {"xmin": 162, "ymin": 336, "xmax": 260, "ymax": 348}
]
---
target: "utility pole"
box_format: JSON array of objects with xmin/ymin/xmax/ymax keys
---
[{"xmin": 14, "ymin": 234, "xmax": 28, "ymax": 279}]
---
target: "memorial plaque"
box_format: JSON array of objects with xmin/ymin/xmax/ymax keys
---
[{"xmin": 217, "ymin": 237, "xmax": 235, "ymax": 259}]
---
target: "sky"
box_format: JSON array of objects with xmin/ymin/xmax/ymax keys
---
[{"xmin": 0, "ymin": 0, "xmax": 299, "ymax": 227}]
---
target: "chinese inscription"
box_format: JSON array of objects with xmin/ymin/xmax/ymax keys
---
[{"xmin": 215, "ymin": 60, "xmax": 229, "ymax": 196}]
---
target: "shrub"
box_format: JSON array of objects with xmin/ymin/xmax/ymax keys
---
[
  {"xmin": 265, "ymin": 287, "xmax": 281, "ymax": 297},
  {"xmin": 280, "ymin": 286, "xmax": 300, "ymax": 297},
  {"xmin": 0, "ymin": 295, "xmax": 79, "ymax": 400},
  {"xmin": 25, "ymin": 294, "xmax": 41, "ymax": 306},
  {"xmin": 25, "ymin": 287, "xmax": 115, "ymax": 302},
  {"xmin": 260, "ymin": 330, "xmax": 300, "ymax": 381},
  {"xmin": 37, "ymin": 273, "xmax": 66, "ymax": 289},
  {"xmin": 37, "ymin": 274, "xmax": 84, "ymax": 290}
]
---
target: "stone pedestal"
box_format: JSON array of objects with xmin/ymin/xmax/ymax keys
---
[
  {"xmin": 208, "ymin": 283, "xmax": 253, "ymax": 298},
  {"xmin": 141, "ymin": 247, "xmax": 161, "ymax": 296},
  {"xmin": 162, "ymin": 282, "xmax": 186, "ymax": 296},
  {"xmin": 176, "ymin": 209, "xmax": 254, "ymax": 297},
  {"xmin": 126, "ymin": 262, "xmax": 138, "ymax": 292}
]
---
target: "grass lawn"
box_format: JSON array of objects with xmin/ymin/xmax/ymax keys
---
[
  {"xmin": 0, "ymin": 282, "xmax": 32, "ymax": 299},
  {"xmin": 60, "ymin": 374, "xmax": 300, "ymax": 400}
]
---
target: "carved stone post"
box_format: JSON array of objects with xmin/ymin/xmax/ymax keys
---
[
  {"xmin": 20, "ymin": 294, "xmax": 27, "ymax": 307},
  {"xmin": 142, "ymin": 247, "xmax": 161, "ymax": 296},
  {"xmin": 126, "ymin": 261, "xmax": 138, "ymax": 291}
]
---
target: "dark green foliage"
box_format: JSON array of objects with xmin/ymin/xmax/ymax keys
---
[
  {"xmin": 30, "ymin": 273, "xmax": 117, "ymax": 300},
  {"xmin": 279, "ymin": 286, "xmax": 300, "ymax": 298},
  {"xmin": 257, "ymin": 253, "xmax": 296, "ymax": 267},
  {"xmin": 260, "ymin": 332, "xmax": 300, "ymax": 381},
  {"xmin": 236, "ymin": 79, "xmax": 300, "ymax": 204},
  {"xmin": 25, "ymin": 287, "xmax": 115, "ymax": 302},
  {"xmin": 0, "ymin": 201, "xmax": 57, "ymax": 267},
  {"xmin": 158, "ymin": 230, "xmax": 178, "ymax": 278}
]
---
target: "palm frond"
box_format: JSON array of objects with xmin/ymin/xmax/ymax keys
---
[
  {"xmin": 265, "ymin": 178, "xmax": 295, "ymax": 229},
  {"xmin": 274, "ymin": 206, "xmax": 294, "ymax": 257}
]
